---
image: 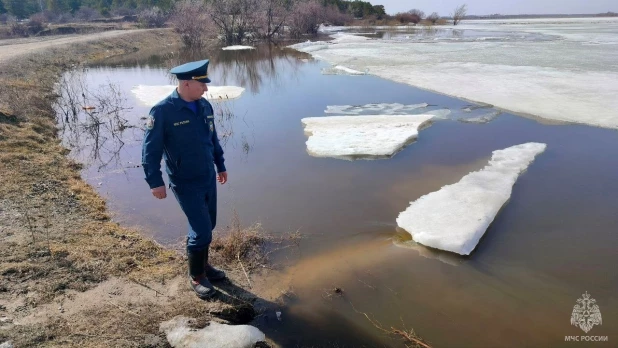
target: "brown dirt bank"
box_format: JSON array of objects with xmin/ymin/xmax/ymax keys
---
[{"xmin": 0, "ymin": 30, "xmax": 277, "ymax": 347}]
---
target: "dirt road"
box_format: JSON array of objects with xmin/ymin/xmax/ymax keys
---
[{"xmin": 0, "ymin": 30, "xmax": 143, "ymax": 63}]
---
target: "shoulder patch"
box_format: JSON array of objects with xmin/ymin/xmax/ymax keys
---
[{"xmin": 146, "ymin": 115, "xmax": 155, "ymax": 130}]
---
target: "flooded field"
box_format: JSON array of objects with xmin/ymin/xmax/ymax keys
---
[{"xmin": 56, "ymin": 32, "xmax": 617, "ymax": 347}]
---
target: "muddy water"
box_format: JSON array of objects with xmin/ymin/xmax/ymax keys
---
[{"xmin": 58, "ymin": 43, "xmax": 618, "ymax": 347}]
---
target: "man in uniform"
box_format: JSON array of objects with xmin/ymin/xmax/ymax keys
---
[{"xmin": 142, "ymin": 59, "xmax": 227, "ymax": 299}]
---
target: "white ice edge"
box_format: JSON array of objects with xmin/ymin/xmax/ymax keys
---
[
  {"xmin": 333, "ymin": 65, "xmax": 365, "ymax": 74},
  {"xmin": 301, "ymin": 114, "xmax": 433, "ymax": 160},
  {"xmin": 396, "ymin": 142, "xmax": 547, "ymax": 255},
  {"xmin": 222, "ymin": 45, "xmax": 255, "ymax": 50},
  {"xmin": 131, "ymin": 85, "xmax": 245, "ymax": 106}
]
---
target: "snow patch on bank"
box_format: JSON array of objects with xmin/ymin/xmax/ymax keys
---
[
  {"xmin": 301, "ymin": 114, "xmax": 433, "ymax": 160},
  {"xmin": 131, "ymin": 85, "xmax": 245, "ymax": 106},
  {"xmin": 397, "ymin": 142, "xmax": 546, "ymax": 255},
  {"xmin": 160, "ymin": 316, "xmax": 265, "ymax": 348}
]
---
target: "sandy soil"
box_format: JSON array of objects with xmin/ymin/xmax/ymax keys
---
[{"xmin": 0, "ymin": 30, "xmax": 144, "ymax": 63}]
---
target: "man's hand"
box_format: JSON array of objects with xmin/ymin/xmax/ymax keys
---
[
  {"xmin": 217, "ymin": 172, "xmax": 228, "ymax": 185},
  {"xmin": 151, "ymin": 186, "xmax": 167, "ymax": 199}
]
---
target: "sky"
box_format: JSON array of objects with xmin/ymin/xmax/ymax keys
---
[{"xmin": 377, "ymin": 0, "xmax": 617, "ymax": 16}]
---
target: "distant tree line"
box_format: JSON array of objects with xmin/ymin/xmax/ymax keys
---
[
  {"xmin": 0, "ymin": 0, "xmax": 387, "ymax": 19},
  {"xmin": 321, "ymin": 0, "xmax": 385, "ymax": 19},
  {"xmin": 0, "ymin": 0, "xmax": 173, "ymax": 18}
]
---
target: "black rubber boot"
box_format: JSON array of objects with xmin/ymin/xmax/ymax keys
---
[
  {"xmin": 204, "ymin": 248, "xmax": 226, "ymax": 281},
  {"xmin": 187, "ymin": 249, "xmax": 216, "ymax": 299}
]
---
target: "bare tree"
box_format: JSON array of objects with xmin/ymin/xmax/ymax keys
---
[
  {"xmin": 427, "ymin": 12, "xmax": 440, "ymax": 24},
  {"xmin": 208, "ymin": 0, "xmax": 262, "ymax": 45},
  {"xmin": 394, "ymin": 12, "xmax": 421, "ymax": 24},
  {"xmin": 288, "ymin": 0, "xmax": 325, "ymax": 38},
  {"xmin": 452, "ymin": 4, "xmax": 467, "ymax": 25},
  {"xmin": 258, "ymin": 0, "xmax": 291, "ymax": 41},
  {"xmin": 74, "ymin": 7, "xmax": 100, "ymax": 22},
  {"xmin": 137, "ymin": 6, "xmax": 168, "ymax": 28},
  {"xmin": 170, "ymin": 0, "xmax": 216, "ymax": 48},
  {"xmin": 407, "ymin": 9, "xmax": 425, "ymax": 19},
  {"xmin": 324, "ymin": 5, "xmax": 353, "ymax": 26}
]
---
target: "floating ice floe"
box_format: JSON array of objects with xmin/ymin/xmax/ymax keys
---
[
  {"xmin": 397, "ymin": 142, "xmax": 547, "ymax": 255},
  {"xmin": 160, "ymin": 316, "xmax": 265, "ymax": 348},
  {"xmin": 287, "ymin": 40, "xmax": 329, "ymax": 52},
  {"xmin": 301, "ymin": 114, "xmax": 433, "ymax": 160},
  {"xmin": 131, "ymin": 85, "xmax": 245, "ymax": 107},
  {"xmin": 222, "ymin": 45, "xmax": 255, "ymax": 50},
  {"xmin": 459, "ymin": 111, "xmax": 502, "ymax": 124},
  {"xmin": 424, "ymin": 109, "xmax": 451, "ymax": 119},
  {"xmin": 325, "ymin": 103, "xmax": 429, "ymax": 115},
  {"xmin": 321, "ymin": 65, "xmax": 366, "ymax": 75}
]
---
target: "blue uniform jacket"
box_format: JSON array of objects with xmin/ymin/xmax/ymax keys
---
[{"xmin": 142, "ymin": 89, "xmax": 226, "ymax": 189}]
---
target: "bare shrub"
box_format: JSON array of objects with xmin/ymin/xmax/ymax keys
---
[
  {"xmin": 207, "ymin": 0, "xmax": 262, "ymax": 45},
  {"xmin": 8, "ymin": 17, "xmax": 29, "ymax": 37},
  {"xmin": 288, "ymin": 0, "xmax": 325, "ymax": 38},
  {"xmin": 137, "ymin": 6, "xmax": 168, "ymax": 28},
  {"xmin": 111, "ymin": 7, "xmax": 138, "ymax": 16},
  {"xmin": 74, "ymin": 7, "xmax": 100, "ymax": 22},
  {"xmin": 28, "ymin": 13, "xmax": 47, "ymax": 33},
  {"xmin": 210, "ymin": 210, "xmax": 301, "ymax": 271},
  {"xmin": 394, "ymin": 12, "xmax": 421, "ymax": 24},
  {"xmin": 55, "ymin": 13, "xmax": 73, "ymax": 24},
  {"xmin": 408, "ymin": 9, "xmax": 425, "ymax": 19},
  {"xmin": 427, "ymin": 12, "xmax": 440, "ymax": 24},
  {"xmin": 170, "ymin": 0, "xmax": 216, "ymax": 48},
  {"xmin": 32, "ymin": 10, "xmax": 72, "ymax": 24},
  {"xmin": 0, "ymin": 14, "xmax": 9, "ymax": 25},
  {"xmin": 325, "ymin": 5, "xmax": 353, "ymax": 26},
  {"xmin": 257, "ymin": 0, "xmax": 292, "ymax": 40},
  {"xmin": 452, "ymin": 4, "xmax": 467, "ymax": 25}
]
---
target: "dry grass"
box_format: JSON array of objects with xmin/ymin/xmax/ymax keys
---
[
  {"xmin": 0, "ymin": 30, "xmax": 282, "ymax": 348},
  {"xmin": 0, "ymin": 30, "xmax": 219, "ymax": 346},
  {"xmin": 211, "ymin": 210, "xmax": 302, "ymax": 270},
  {"xmin": 0, "ymin": 32, "xmax": 184, "ymax": 305}
]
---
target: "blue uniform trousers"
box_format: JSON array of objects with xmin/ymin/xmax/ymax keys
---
[{"xmin": 170, "ymin": 176, "xmax": 217, "ymax": 252}]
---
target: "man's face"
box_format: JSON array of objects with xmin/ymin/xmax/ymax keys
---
[{"xmin": 185, "ymin": 80, "xmax": 208, "ymax": 100}]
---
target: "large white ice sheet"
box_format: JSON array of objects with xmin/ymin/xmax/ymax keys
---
[
  {"xmin": 131, "ymin": 85, "xmax": 245, "ymax": 106},
  {"xmin": 396, "ymin": 142, "xmax": 547, "ymax": 255},
  {"xmin": 301, "ymin": 114, "xmax": 433, "ymax": 160},
  {"xmin": 291, "ymin": 19, "xmax": 618, "ymax": 129}
]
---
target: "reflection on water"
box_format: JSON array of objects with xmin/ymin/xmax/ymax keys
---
[
  {"xmin": 55, "ymin": 69, "xmax": 135, "ymax": 171},
  {"xmin": 57, "ymin": 37, "xmax": 618, "ymax": 347},
  {"xmin": 97, "ymin": 42, "xmax": 311, "ymax": 95}
]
